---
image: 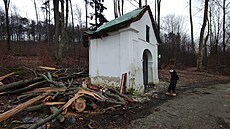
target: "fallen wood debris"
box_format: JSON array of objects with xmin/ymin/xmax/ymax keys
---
[
  {"xmin": 0, "ymin": 72, "xmax": 15, "ymax": 81},
  {"xmin": 0, "ymin": 94, "xmax": 46, "ymax": 122},
  {"xmin": 0, "ymin": 67, "xmax": 135, "ymax": 128}
]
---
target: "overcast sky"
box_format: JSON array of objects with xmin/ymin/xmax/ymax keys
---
[
  {"xmin": 0, "ymin": 0, "xmax": 202, "ymax": 36},
  {"xmin": 0, "ymin": 0, "xmax": 188, "ymax": 20}
]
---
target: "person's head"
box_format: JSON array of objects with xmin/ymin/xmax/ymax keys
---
[{"xmin": 169, "ymin": 69, "xmax": 174, "ymax": 73}]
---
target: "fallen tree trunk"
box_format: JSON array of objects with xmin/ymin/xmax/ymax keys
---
[
  {"xmin": 0, "ymin": 94, "xmax": 46, "ymax": 122},
  {"xmin": 29, "ymin": 87, "xmax": 66, "ymax": 93},
  {"xmin": 0, "ymin": 80, "xmax": 47, "ymax": 95},
  {"xmin": 0, "ymin": 76, "xmax": 44, "ymax": 92}
]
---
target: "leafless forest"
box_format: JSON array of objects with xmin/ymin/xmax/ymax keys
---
[{"xmin": 0, "ymin": 0, "xmax": 229, "ymax": 72}]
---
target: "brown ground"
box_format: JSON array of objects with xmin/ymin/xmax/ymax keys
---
[{"xmin": 0, "ymin": 55, "xmax": 230, "ymax": 129}]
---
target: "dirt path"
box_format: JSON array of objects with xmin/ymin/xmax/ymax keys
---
[{"xmin": 127, "ymin": 83, "xmax": 230, "ymax": 129}]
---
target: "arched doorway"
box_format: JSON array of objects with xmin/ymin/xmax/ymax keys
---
[{"xmin": 142, "ymin": 49, "xmax": 153, "ymax": 88}]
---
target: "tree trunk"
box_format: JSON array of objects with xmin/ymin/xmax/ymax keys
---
[
  {"xmin": 118, "ymin": 0, "xmax": 121, "ymax": 16},
  {"xmin": 204, "ymin": 24, "xmax": 209, "ymax": 68},
  {"xmin": 157, "ymin": 0, "xmax": 161, "ymax": 36},
  {"xmin": 121, "ymin": 0, "xmax": 124, "ymax": 15},
  {"xmin": 197, "ymin": 0, "xmax": 209, "ymax": 71},
  {"xmin": 85, "ymin": 0, "xmax": 88, "ymax": 29},
  {"xmin": 65, "ymin": 0, "xmax": 69, "ymax": 29},
  {"xmin": 222, "ymin": 0, "xmax": 226, "ymax": 54},
  {"xmin": 33, "ymin": 0, "xmax": 39, "ymax": 42},
  {"xmin": 1, "ymin": 80, "xmax": 47, "ymax": 95},
  {"xmin": 209, "ymin": 3, "xmax": 213, "ymax": 55},
  {"xmin": 3, "ymin": 0, "xmax": 10, "ymax": 51},
  {"xmin": 69, "ymin": 0, "xmax": 74, "ymax": 43},
  {"xmin": 56, "ymin": 0, "xmax": 65, "ymax": 64},
  {"xmin": 0, "ymin": 76, "xmax": 44, "ymax": 92},
  {"xmin": 53, "ymin": 0, "xmax": 60, "ymax": 63},
  {"xmin": 189, "ymin": 0, "xmax": 196, "ymax": 55},
  {"xmin": 114, "ymin": 0, "xmax": 118, "ymax": 18},
  {"xmin": 48, "ymin": 0, "xmax": 50, "ymax": 43},
  {"xmin": 155, "ymin": 0, "xmax": 157, "ymax": 21}
]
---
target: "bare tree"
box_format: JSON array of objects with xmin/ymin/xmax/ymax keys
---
[
  {"xmin": 65, "ymin": 0, "xmax": 68, "ymax": 28},
  {"xmin": 162, "ymin": 14, "xmax": 186, "ymax": 63},
  {"xmin": 53, "ymin": 0, "xmax": 60, "ymax": 62},
  {"xmin": 84, "ymin": 0, "xmax": 88, "ymax": 29},
  {"xmin": 162, "ymin": 14, "xmax": 185, "ymax": 34},
  {"xmin": 33, "ymin": 0, "xmax": 39, "ymax": 42},
  {"xmin": 41, "ymin": 0, "xmax": 50, "ymax": 43},
  {"xmin": 58, "ymin": 0, "xmax": 65, "ymax": 63},
  {"xmin": 139, "ymin": 0, "xmax": 142, "ymax": 7},
  {"xmin": 213, "ymin": 0, "xmax": 230, "ymax": 54},
  {"xmin": 189, "ymin": 0, "xmax": 196, "ymax": 55},
  {"xmin": 222, "ymin": 0, "xmax": 226, "ymax": 53},
  {"xmin": 197, "ymin": 0, "xmax": 209, "ymax": 71},
  {"xmin": 3, "ymin": 0, "xmax": 10, "ymax": 51},
  {"xmin": 113, "ymin": 0, "xmax": 124, "ymax": 18},
  {"xmin": 121, "ymin": 0, "xmax": 124, "ymax": 15},
  {"xmin": 69, "ymin": 0, "xmax": 74, "ymax": 43},
  {"xmin": 212, "ymin": 4, "xmax": 221, "ymax": 55},
  {"xmin": 113, "ymin": 0, "xmax": 118, "ymax": 18},
  {"xmin": 157, "ymin": 0, "xmax": 161, "ymax": 36},
  {"xmin": 75, "ymin": 5, "xmax": 83, "ymax": 29}
]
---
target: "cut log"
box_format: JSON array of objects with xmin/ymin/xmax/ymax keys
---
[
  {"xmin": 74, "ymin": 97, "xmax": 86, "ymax": 112},
  {"xmin": 65, "ymin": 87, "xmax": 104, "ymax": 110},
  {"xmin": 0, "ymin": 76, "xmax": 44, "ymax": 92},
  {"xmin": 0, "ymin": 94, "xmax": 46, "ymax": 122}
]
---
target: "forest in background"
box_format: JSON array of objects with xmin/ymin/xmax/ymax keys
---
[{"xmin": 0, "ymin": 0, "xmax": 229, "ymax": 75}]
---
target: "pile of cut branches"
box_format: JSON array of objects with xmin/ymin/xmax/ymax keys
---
[{"xmin": 0, "ymin": 66, "xmax": 134, "ymax": 129}]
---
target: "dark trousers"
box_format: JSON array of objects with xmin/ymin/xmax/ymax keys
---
[{"xmin": 167, "ymin": 80, "xmax": 177, "ymax": 93}]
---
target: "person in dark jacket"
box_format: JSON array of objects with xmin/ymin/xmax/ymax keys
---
[{"xmin": 166, "ymin": 69, "xmax": 179, "ymax": 96}]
